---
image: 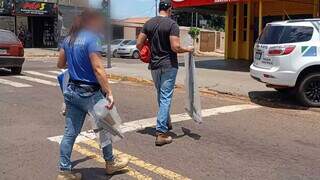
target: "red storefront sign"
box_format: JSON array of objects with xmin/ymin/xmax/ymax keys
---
[{"xmin": 172, "ymin": 0, "xmax": 245, "ymax": 8}]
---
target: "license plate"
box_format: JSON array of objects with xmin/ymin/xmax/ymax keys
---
[
  {"xmin": 0, "ymin": 49, "xmax": 7, "ymax": 55},
  {"xmin": 255, "ymin": 51, "xmax": 262, "ymax": 60}
]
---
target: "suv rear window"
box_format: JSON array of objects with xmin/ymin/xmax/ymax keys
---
[
  {"xmin": 0, "ymin": 31, "xmax": 19, "ymax": 43},
  {"xmin": 258, "ymin": 25, "xmax": 314, "ymax": 44}
]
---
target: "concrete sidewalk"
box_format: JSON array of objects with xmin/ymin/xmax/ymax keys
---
[{"xmin": 107, "ymin": 57, "xmax": 270, "ymax": 97}]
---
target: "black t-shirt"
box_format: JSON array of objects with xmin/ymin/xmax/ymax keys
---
[{"xmin": 142, "ymin": 16, "xmax": 180, "ymax": 70}]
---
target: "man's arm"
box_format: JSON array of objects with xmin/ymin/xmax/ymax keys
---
[
  {"xmin": 170, "ymin": 36, "xmax": 193, "ymax": 53},
  {"xmin": 169, "ymin": 23, "xmax": 193, "ymax": 53},
  {"xmin": 136, "ymin": 33, "xmax": 147, "ymax": 51},
  {"xmin": 57, "ymin": 49, "xmax": 67, "ymax": 69},
  {"xmin": 90, "ymin": 53, "xmax": 114, "ymax": 109}
]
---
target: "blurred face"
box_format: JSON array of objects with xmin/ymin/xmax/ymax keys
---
[{"xmin": 86, "ymin": 16, "xmax": 105, "ymax": 33}]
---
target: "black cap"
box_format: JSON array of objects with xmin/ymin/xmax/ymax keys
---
[{"xmin": 159, "ymin": 0, "xmax": 172, "ymax": 11}]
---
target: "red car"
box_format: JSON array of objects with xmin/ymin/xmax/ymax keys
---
[{"xmin": 0, "ymin": 29, "xmax": 25, "ymax": 74}]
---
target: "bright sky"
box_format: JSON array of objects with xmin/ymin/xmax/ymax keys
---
[{"xmin": 90, "ymin": 0, "xmax": 157, "ymax": 19}]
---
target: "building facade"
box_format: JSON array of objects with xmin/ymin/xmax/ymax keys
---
[
  {"xmin": 0, "ymin": 0, "xmax": 89, "ymax": 48},
  {"xmin": 172, "ymin": 0, "xmax": 320, "ymax": 61}
]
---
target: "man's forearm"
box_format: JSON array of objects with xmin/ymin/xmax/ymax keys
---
[{"xmin": 95, "ymin": 69, "xmax": 112, "ymax": 95}]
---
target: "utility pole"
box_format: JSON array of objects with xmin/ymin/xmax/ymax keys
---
[
  {"xmin": 155, "ymin": 0, "xmax": 158, "ymax": 16},
  {"xmin": 102, "ymin": 0, "xmax": 112, "ymax": 68}
]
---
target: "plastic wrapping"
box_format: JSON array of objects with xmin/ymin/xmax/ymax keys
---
[
  {"xmin": 185, "ymin": 52, "xmax": 203, "ymax": 124},
  {"xmin": 57, "ymin": 70, "xmax": 122, "ymax": 148}
]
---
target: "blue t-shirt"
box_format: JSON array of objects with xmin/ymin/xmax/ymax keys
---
[{"xmin": 62, "ymin": 30, "xmax": 102, "ymax": 84}]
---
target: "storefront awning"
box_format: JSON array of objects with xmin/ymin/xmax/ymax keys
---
[{"xmin": 172, "ymin": 0, "xmax": 246, "ymax": 8}]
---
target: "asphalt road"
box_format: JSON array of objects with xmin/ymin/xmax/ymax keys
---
[{"xmin": 1, "ymin": 59, "xmax": 320, "ymax": 180}]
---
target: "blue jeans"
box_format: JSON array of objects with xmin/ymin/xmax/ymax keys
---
[
  {"xmin": 59, "ymin": 83, "xmax": 114, "ymax": 171},
  {"xmin": 151, "ymin": 67, "xmax": 178, "ymax": 133}
]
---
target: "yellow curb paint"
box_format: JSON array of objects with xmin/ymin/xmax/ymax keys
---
[
  {"xmin": 73, "ymin": 144, "xmax": 151, "ymax": 180},
  {"xmin": 83, "ymin": 139, "xmax": 191, "ymax": 180}
]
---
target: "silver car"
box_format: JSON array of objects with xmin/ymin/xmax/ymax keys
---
[
  {"xmin": 102, "ymin": 39, "xmax": 131, "ymax": 57},
  {"xmin": 116, "ymin": 40, "xmax": 140, "ymax": 59}
]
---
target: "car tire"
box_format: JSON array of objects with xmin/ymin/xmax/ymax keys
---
[
  {"xmin": 11, "ymin": 67, "xmax": 22, "ymax": 75},
  {"xmin": 132, "ymin": 51, "xmax": 140, "ymax": 59},
  {"xmin": 113, "ymin": 50, "xmax": 118, "ymax": 58},
  {"xmin": 296, "ymin": 73, "xmax": 320, "ymax": 107}
]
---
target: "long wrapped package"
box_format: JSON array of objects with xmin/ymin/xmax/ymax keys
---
[
  {"xmin": 57, "ymin": 70, "xmax": 123, "ymax": 148},
  {"xmin": 185, "ymin": 52, "xmax": 203, "ymax": 124}
]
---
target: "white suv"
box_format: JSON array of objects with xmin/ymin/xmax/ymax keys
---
[{"xmin": 250, "ymin": 19, "xmax": 320, "ymax": 106}]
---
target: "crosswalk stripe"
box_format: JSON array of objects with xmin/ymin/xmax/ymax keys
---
[
  {"xmin": 24, "ymin": 71, "xmax": 57, "ymax": 79},
  {"xmin": 14, "ymin": 76, "xmax": 58, "ymax": 86},
  {"xmin": 0, "ymin": 78, "xmax": 32, "ymax": 88},
  {"xmin": 83, "ymin": 139, "xmax": 190, "ymax": 180},
  {"xmin": 73, "ymin": 144, "xmax": 151, "ymax": 180},
  {"xmin": 48, "ymin": 70, "xmax": 61, "ymax": 75}
]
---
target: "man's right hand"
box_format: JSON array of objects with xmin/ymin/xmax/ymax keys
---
[
  {"xmin": 106, "ymin": 94, "xmax": 114, "ymax": 110},
  {"xmin": 186, "ymin": 46, "xmax": 194, "ymax": 53}
]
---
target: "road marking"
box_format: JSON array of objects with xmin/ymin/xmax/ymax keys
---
[
  {"xmin": 48, "ymin": 104, "xmax": 261, "ymax": 143},
  {"xmin": 24, "ymin": 71, "xmax": 57, "ymax": 79},
  {"xmin": 14, "ymin": 76, "xmax": 58, "ymax": 86},
  {"xmin": 83, "ymin": 139, "xmax": 190, "ymax": 180},
  {"xmin": 48, "ymin": 70, "xmax": 61, "ymax": 75},
  {"xmin": 0, "ymin": 78, "xmax": 32, "ymax": 88},
  {"xmin": 73, "ymin": 143, "xmax": 151, "ymax": 180},
  {"xmin": 120, "ymin": 104, "xmax": 261, "ymax": 133}
]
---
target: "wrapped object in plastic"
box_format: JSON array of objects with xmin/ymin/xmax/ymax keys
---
[{"xmin": 185, "ymin": 52, "xmax": 203, "ymax": 124}]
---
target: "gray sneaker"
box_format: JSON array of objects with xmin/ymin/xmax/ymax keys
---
[{"xmin": 56, "ymin": 171, "xmax": 81, "ymax": 180}]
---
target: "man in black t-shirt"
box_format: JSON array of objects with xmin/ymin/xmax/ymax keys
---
[{"xmin": 137, "ymin": 0, "xmax": 193, "ymax": 146}]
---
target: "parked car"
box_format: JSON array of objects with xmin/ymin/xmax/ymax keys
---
[
  {"xmin": 250, "ymin": 19, "xmax": 320, "ymax": 106},
  {"xmin": 102, "ymin": 39, "xmax": 131, "ymax": 57},
  {"xmin": 116, "ymin": 40, "xmax": 140, "ymax": 59},
  {"xmin": 0, "ymin": 29, "xmax": 24, "ymax": 74}
]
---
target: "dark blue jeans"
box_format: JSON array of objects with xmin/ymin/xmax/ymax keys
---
[
  {"xmin": 151, "ymin": 67, "xmax": 178, "ymax": 133},
  {"xmin": 59, "ymin": 84, "xmax": 114, "ymax": 171}
]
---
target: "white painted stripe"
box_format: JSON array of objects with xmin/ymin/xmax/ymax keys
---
[
  {"xmin": 14, "ymin": 76, "xmax": 59, "ymax": 86},
  {"xmin": 24, "ymin": 71, "xmax": 57, "ymax": 79},
  {"xmin": 0, "ymin": 78, "xmax": 32, "ymax": 88},
  {"xmin": 48, "ymin": 70, "xmax": 62, "ymax": 75},
  {"xmin": 48, "ymin": 104, "xmax": 260, "ymax": 144},
  {"xmin": 120, "ymin": 104, "xmax": 260, "ymax": 133}
]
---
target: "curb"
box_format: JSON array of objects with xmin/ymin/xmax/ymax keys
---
[{"xmin": 108, "ymin": 73, "xmax": 320, "ymax": 113}]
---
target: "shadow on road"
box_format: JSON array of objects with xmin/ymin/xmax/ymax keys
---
[
  {"xmin": 248, "ymin": 91, "xmax": 309, "ymax": 110},
  {"xmin": 179, "ymin": 59, "xmax": 251, "ymax": 72},
  {"xmin": 72, "ymin": 156, "xmax": 96, "ymax": 168},
  {"xmin": 137, "ymin": 127, "xmax": 201, "ymax": 140},
  {"xmin": 74, "ymin": 167, "xmax": 128, "ymax": 180}
]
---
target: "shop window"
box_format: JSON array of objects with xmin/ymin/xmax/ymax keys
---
[
  {"xmin": 243, "ymin": 4, "xmax": 248, "ymax": 41},
  {"xmin": 232, "ymin": 4, "xmax": 237, "ymax": 42}
]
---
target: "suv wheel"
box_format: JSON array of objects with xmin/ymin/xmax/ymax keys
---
[
  {"xmin": 11, "ymin": 67, "xmax": 22, "ymax": 75},
  {"xmin": 132, "ymin": 51, "xmax": 140, "ymax": 59},
  {"xmin": 297, "ymin": 73, "xmax": 320, "ymax": 107}
]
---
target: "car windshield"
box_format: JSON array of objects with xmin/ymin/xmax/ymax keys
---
[
  {"xmin": 127, "ymin": 40, "xmax": 136, "ymax": 45},
  {"xmin": 121, "ymin": 40, "xmax": 131, "ymax": 45},
  {"xmin": 111, "ymin": 39, "xmax": 123, "ymax": 45},
  {"xmin": 0, "ymin": 31, "xmax": 19, "ymax": 43},
  {"xmin": 257, "ymin": 25, "xmax": 314, "ymax": 44}
]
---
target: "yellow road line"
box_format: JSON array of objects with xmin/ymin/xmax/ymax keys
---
[
  {"xmin": 73, "ymin": 144, "xmax": 152, "ymax": 180},
  {"xmin": 83, "ymin": 139, "xmax": 191, "ymax": 180}
]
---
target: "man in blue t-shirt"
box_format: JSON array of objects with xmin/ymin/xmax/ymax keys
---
[{"xmin": 56, "ymin": 10, "xmax": 128, "ymax": 180}]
